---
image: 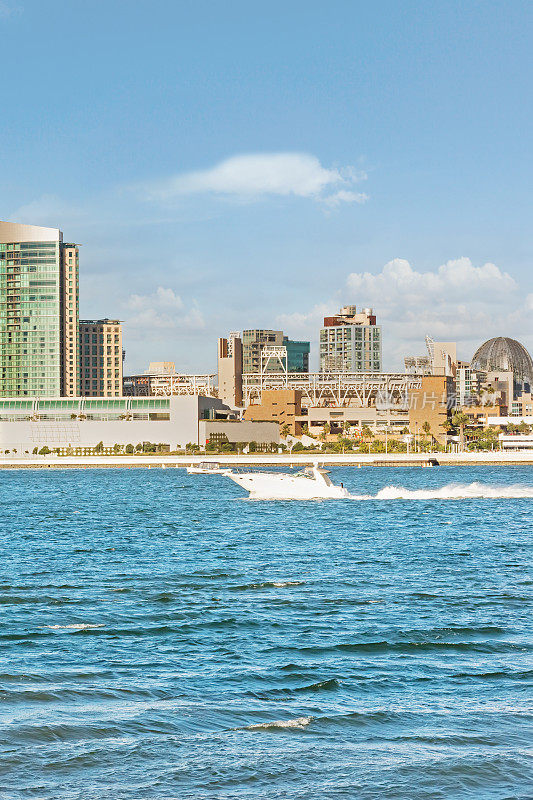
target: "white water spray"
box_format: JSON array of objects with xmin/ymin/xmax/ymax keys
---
[{"xmin": 350, "ymin": 482, "xmax": 533, "ymax": 501}]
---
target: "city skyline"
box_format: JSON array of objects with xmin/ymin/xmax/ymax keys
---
[{"xmin": 2, "ymin": 1, "xmax": 532, "ymax": 373}]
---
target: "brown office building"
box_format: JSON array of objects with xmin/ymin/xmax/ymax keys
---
[
  {"xmin": 79, "ymin": 319, "xmax": 123, "ymax": 396},
  {"xmin": 409, "ymin": 375, "xmax": 455, "ymax": 444},
  {"xmin": 244, "ymin": 389, "xmax": 303, "ymax": 436}
]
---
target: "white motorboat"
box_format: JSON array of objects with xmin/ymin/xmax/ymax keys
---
[
  {"xmin": 224, "ymin": 464, "xmax": 350, "ymax": 500},
  {"xmin": 186, "ymin": 461, "xmax": 226, "ymax": 475}
]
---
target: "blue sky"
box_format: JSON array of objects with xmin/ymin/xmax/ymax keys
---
[{"xmin": 2, "ymin": 0, "xmax": 532, "ymax": 372}]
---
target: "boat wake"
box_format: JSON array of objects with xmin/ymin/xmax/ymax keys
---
[
  {"xmin": 350, "ymin": 482, "xmax": 533, "ymax": 501},
  {"xmin": 244, "ymin": 482, "xmax": 533, "ymax": 501}
]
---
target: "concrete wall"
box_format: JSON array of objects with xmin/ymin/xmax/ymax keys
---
[
  {"xmin": 244, "ymin": 390, "xmax": 302, "ymax": 435},
  {"xmin": 0, "ymin": 419, "xmax": 196, "ymax": 453},
  {"xmin": 200, "ymin": 420, "xmax": 279, "ymax": 446},
  {"xmin": 305, "ymin": 406, "xmax": 409, "ymax": 431}
]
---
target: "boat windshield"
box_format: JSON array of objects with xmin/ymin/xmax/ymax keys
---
[{"xmin": 294, "ymin": 468, "xmax": 316, "ymax": 480}]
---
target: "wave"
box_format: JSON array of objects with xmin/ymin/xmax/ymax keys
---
[
  {"xmin": 232, "ymin": 580, "xmax": 305, "ymax": 590},
  {"xmin": 248, "ymin": 678, "xmax": 340, "ymax": 699},
  {"xmin": 42, "ymin": 624, "xmax": 105, "ymax": 630},
  {"xmin": 244, "ymin": 716, "xmax": 312, "ymax": 731},
  {"xmin": 350, "ymin": 482, "xmax": 533, "ymax": 501}
]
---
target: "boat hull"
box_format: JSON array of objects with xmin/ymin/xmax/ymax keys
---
[{"xmin": 225, "ymin": 471, "xmax": 350, "ymax": 500}]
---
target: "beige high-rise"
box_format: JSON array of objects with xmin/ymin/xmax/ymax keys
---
[
  {"xmin": 79, "ymin": 319, "xmax": 123, "ymax": 396},
  {"xmin": 218, "ymin": 333, "xmax": 243, "ymax": 407}
]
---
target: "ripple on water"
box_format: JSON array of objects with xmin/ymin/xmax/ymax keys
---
[{"xmin": 0, "ymin": 465, "xmax": 531, "ymax": 799}]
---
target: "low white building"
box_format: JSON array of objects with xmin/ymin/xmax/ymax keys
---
[{"xmin": 0, "ymin": 396, "xmax": 279, "ymax": 453}]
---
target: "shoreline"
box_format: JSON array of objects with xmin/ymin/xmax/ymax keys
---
[{"xmin": 0, "ymin": 452, "xmax": 532, "ymax": 468}]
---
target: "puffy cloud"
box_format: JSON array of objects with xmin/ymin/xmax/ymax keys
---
[
  {"xmin": 279, "ymin": 258, "xmax": 531, "ymax": 370},
  {"xmin": 323, "ymin": 189, "xmax": 369, "ymax": 207},
  {"xmin": 140, "ymin": 152, "xmax": 367, "ymax": 206},
  {"xmin": 124, "ymin": 287, "xmax": 204, "ymax": 334},
  {"xmin": 347, "ymin": 257, "xmax": 517, "ymax": 303}
]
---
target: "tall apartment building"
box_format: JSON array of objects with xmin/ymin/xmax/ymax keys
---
[
  {"xmin": 0, "ymin": 221, "xmax": 79, "ymax": 397},
  {"xmin": 79, "ymin": 319, "xmax": 123, "ymax": 396},
  {"xmin": 218, "ymin": 332, "xmax": 243, "ymax": 407},
  {"xmin": 319, "ymin": 305, "xmax": 382, "ymax": 373},
  {"xmin": 242, "ymin": 329, "xmax": 310, "ymax": 374}
]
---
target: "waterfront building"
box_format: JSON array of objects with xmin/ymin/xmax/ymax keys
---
[
  {"xmin": 0, "ymin": 221, "xmax": 79, "ymax": 397},
  {"xmin": 123, "ymin": 374, "xmax": 151, "ymax": 396},
  {"xmin": 405, "ymin": 336, "xmax": 457, "ymax": 377},
  {"xmin": 471, "ymin": 337, "xmax": 533, "ymax": 396},
  {"xmin": 79, "ymin": 319, "xmax": 123, "ymax": 396},
  {"xmin": 244, "ymin": 389, "xmax": 303, "ymax": 436},
  {"xmin": 304, "ymin": 405, "xmax": 410, "ymax": 437},
  {"xmin": 408, "ymin": 375, "xmax": 455, "ymax": 444},
  {"xmin": 510, "ymin": 392, "xmax": 533, "ymax": 418},
  {"xmin": 218, "ymin": 333, "xmax": 243, "ymax": 407},
  {"xmin": 319, "ymin": 305, "xmax": 382, "ymax": 373},
  {"xmin": 123, "ymin": 363, "xmax": 216, "ymax": 397},
  {"xmin": 0, "ymin": 395, "xmax": 279, "ymax": 453},
  {"xmin": 283, "ymin": 337, "xmax": 310, "ymax": 373},
  {"xmin": 404, "ymin": 355, "xmax": 432, "ymax": 375},
  {"xmin": 242, "ymin": 329, "xmax": 310, "ymax": 374}
]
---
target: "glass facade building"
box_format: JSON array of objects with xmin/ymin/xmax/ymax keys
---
[
  {"xmin": 241, "ymin": 329, "xmax": 310, "ymax": 374},
  {"xmin": 284, "ymin": 337, "xmax": 310, "ymax": 372},
  {"xmin": 0, "ymin": 222, "xmax": 79, "ymax": 397}
]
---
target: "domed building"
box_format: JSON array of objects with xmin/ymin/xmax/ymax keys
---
[{"xmin": 471, "ymin": 337, "xmax": 533, "ymax": 387}]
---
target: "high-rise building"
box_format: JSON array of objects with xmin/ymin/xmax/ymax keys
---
[
  {"xmin": 0, "ymin": 221, "xmax": 79, "ymax": 397},
  {"xmin": 218, "ymin": 333, "xmax": 243, "ymax": 407},
  {"xmin": 79, "ymin": 319, "xmax": 123, "ymax": 396},
  {"xmin": 242, "ymin": 329, "xmax": 310, "ymax": 374},
  {"xmin": 319, "ymin": 305, "xmax": 382, "ymax": 373},
  {"xmin": 283, "ymin": 337, "xmax": 310, "ymax": 373}
]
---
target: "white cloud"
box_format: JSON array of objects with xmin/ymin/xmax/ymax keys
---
[
  {"xmin": 140, "ymin": 152, "xmax": 367, "ymax": 206},
  {"xmin": 323, "ymin": 190, "xmax": 369, "ymax": 207},
  {"xmin": 8, "ymin": 194, "xmax": 85, "ymax": 228},
  {"xmin": 124, "ymin": 287, "xmax": 204, "ymax": 334},
  {"xmin": 347, "ymin": 257, "xmax": 517, "ymax": 303},
  {"xmin": 0, "ymin": 2, "xmax": 21, "ymax": 19},
  {"xmin": 277, "ymin": 257, "xmax": 531, "ymax": 370}
]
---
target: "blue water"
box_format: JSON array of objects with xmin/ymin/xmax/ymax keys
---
[{"xmin": 1, "ymin": 466, "xmax": 532, "ymax": 800}]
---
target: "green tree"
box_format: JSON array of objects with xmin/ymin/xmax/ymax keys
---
[
  {"xmin": 39, "ymin": 446, "xmax": 51, "ymax": 456},
  {"xmin": 125, "ymin": 443, "xmax": 134, "ymax": 454},
  {"xmin": 95, "ymin": 441, "xmax": 104, "ymax": 454},
  {"xmin": 451, "ymin": 411, "xmax": 470, "ymax": 450}
]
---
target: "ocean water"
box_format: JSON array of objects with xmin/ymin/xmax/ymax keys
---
[{"xmin": 0, "ymin": 465, "xmax": 532, "ymax": 800}]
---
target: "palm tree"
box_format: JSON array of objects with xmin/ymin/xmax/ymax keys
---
[
  {"xmin": 361, "ymin": 425, "xmax": 373, "ymax": 452},
  {"xmin": 421, "ymin": 420, "xmax": 432, "ymax": 451},
  {"xmin": 451, "ymin": 411, "xmax": 470, "ymax": 451}
]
